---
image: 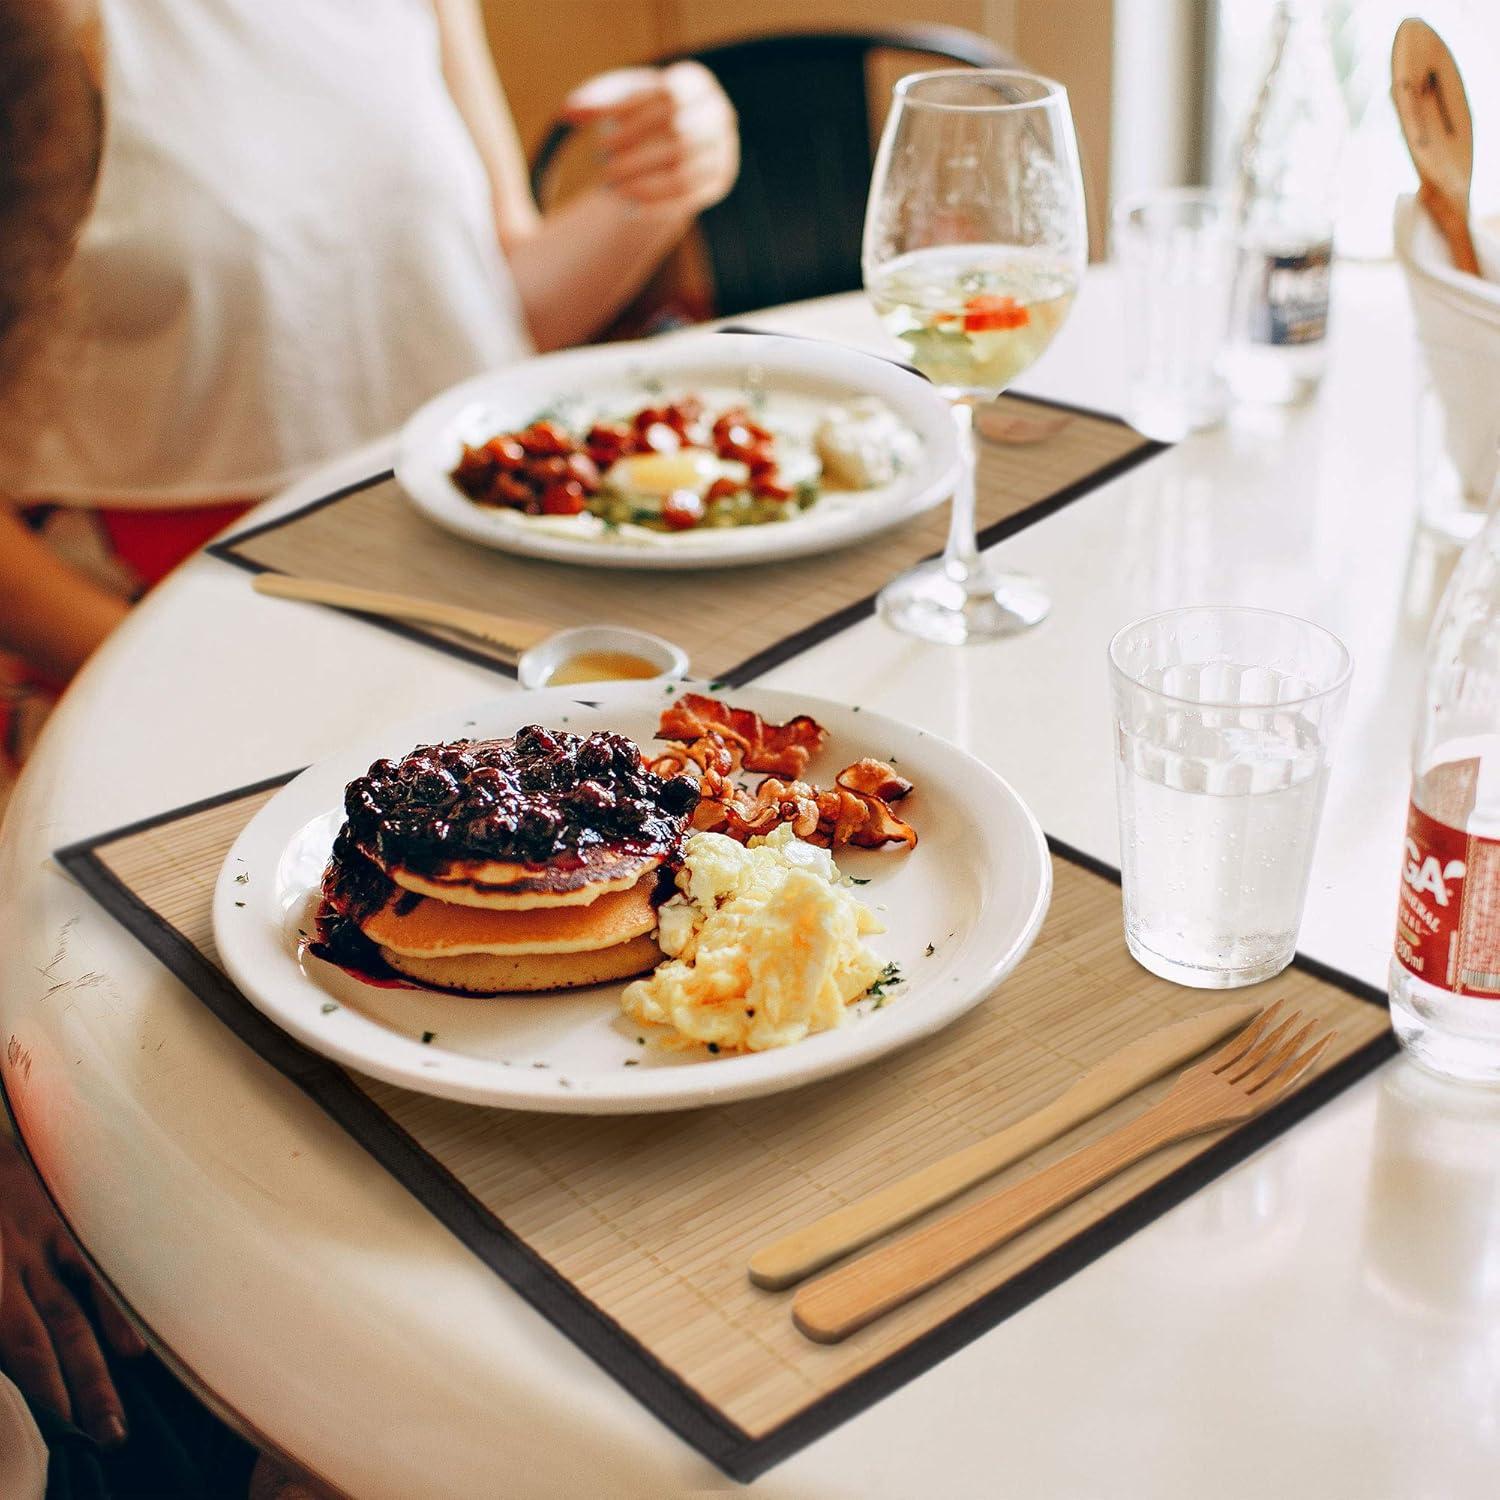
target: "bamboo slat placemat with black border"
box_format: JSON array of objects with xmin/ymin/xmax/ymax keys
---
[
  {"xmin": 207, "ymin": 390, "xmax": 1164, "ymax": 686},
  {"xmin": 55, "ymin": 784, "xmax": 1394, "ymax": 1483}
]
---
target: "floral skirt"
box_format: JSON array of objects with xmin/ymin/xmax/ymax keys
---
[{"xmin": 0, "ymin": 501, "xmax": 251, "ymax": 810}]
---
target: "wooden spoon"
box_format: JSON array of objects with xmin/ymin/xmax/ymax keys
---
[{"xmin": 1392, "ymin": 18, "xmax": 1480, "ymax": 275}]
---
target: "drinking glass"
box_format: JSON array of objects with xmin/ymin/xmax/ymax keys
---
[
  {"xmin": 1108, "ymin": 606, "xmax": 1352, "ymax": 988},
  {"xmin": 863, "ymin": 70, "xmax": 1087, "ymax": 643},
  {"xmin": 1113, "ymin": 189, "xmax": 1235, "ymax": 441}
]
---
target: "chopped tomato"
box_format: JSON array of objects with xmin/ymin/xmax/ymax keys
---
[
  {"xmin": 540, "ymin": 480, "xmax": 586, "ymax": 515},
  {"xmin": 450, "ymin": 446, "xmax": 495, "ymax": 498},
  {"xmin": 712, "ymin": 409, "xmax": 772, "ymax": 447},
  {"xmin": 751, "ymin": 475, "xmax": 792, "ymax": 502},
  {"xmin": 704, "ymin": 477, "xmax": 741, "ymax": 503},
  {"xmin": 529, "ymin": 455, "xmax": 571, "ymax": 482},
  {"xmin": 664, "ymin": 398, "xmax": 707, "ymax": 443},
  {"xmin": 518, "ymin": 420, "xmax": 573, "ymax": 456},
  {"xmin": 661, "ymin": 489, "xmax": 705, "ymax": 530},
  {"xmin": 482, "ymin": 435, "xmax": 527, "ymax": 469},
  {"xmin": 563, "ymin": 452, "xmax": 601, "ymax": 492},
  {"xmin": 960, "ymin": 294, "xmax": 1029, "ymax": 332},
  {"xmin": 491, "ymin": 474, "xmax": 534, "ymax": 509},
  {"xmin": 585, "ymin": 422, "xmax": 633, "ymax": 467}
]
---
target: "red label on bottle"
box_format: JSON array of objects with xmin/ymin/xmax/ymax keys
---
[{"xmin": 1395, "ymin": 802, "xmax": 1500, "ymax": 997}]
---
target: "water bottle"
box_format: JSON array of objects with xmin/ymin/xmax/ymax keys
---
[
  {"xmin": 1220, "ymin": 0, "xmax": 1346, "ymax": 405},
  {"xmin": 1391, "ymin": 473, "xmax": 1500, "ymax": 1082}
]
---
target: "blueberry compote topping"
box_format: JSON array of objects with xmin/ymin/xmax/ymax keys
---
[
  {"xmin": 312, "ymin": 828, "xmax": 406, "ymax": 979},
  {"xmin": 340, "ymin": 727, "xmax": 699, "ymax": 876}
]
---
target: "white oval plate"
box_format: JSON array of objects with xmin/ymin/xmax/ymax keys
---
[
  {"xmin": 394, "ymin": 333, "xmax": 961, "ymax": 570},
  {"xmin": 212, "ymin": 684, "xmax": 1050, "ymax": 1113}
]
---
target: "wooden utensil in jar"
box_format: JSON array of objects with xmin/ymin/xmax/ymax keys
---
[{"xmin": 1392, "ymin": 18, "xmax": 1480, "ymax": 275}]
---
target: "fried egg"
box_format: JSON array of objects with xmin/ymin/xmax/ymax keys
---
[
  {"xmin": 602, "ymin": 446, "xmax": 822, "ymax": 513},
  {"xmin": 621, "ymin": 825, "xmax": 885, "ymax": 1052},
  {"xmin": 602, "ymin": 450, "xmax": 749, "ymax": 510}
]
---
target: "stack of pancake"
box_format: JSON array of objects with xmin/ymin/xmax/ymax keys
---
[
  {"xmin": 319, "ymin": 728, "xmax": 698, "ymax": 995},
  {"xmin": 346, "ymin": 843, "xmax": 668, "ymax": 993}
]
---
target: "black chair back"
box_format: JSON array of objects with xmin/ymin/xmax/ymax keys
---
[{"xmin": 531, "ymin": 26, "xmax": 1012, "ymax": 317}]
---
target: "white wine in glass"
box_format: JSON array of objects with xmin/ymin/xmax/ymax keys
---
[{"xmin": 863, "ymin": 71, "xmax": 1087, "ymax": 643}]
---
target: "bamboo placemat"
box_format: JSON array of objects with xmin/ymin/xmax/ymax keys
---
[
  {"xmin": 57, "ymin": 780, "xmax": 1394, "ymax": 1481},
  {"xmin": 208, "ymin": 392, "xmax": 1163, "ymax": 685}
]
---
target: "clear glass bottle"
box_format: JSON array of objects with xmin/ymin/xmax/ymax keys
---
[
  {"xmin": 1390, "ymin": 468, "xmax": 1500, "ymax": 1082},
  {"xmin": 1221, "ymin": 0, "xmax": 1347, "ymax": 405}
]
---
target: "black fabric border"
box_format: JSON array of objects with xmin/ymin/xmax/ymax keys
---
[
  {"xmin": 204, "ymin": 472, "xmax": 522, "ymax": 681},
  {"xmin": 204, "ymin": 399, "xmax": 1166, "ymax": 690},
  {"xmin": 53, "ymin": 799, "xmax": 1392, "ymax": 1484},
  {"xmin": 723, "ymin": 429, "xmax": 1165, "ymax": 685}
]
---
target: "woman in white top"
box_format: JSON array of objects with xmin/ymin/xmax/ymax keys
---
[
  {"xmin": 0, "ymin": 0, "xmax": 735, "ymax": 1484},
  {"xmin": 0, "ymin": 0, "xmax": 737, "ymax": 782}
]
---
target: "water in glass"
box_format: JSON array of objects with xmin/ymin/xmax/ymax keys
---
[
  {"xmin": 1117, "ymin": 663, "xmax": 1330, "ymax": 985},
  {"xmin": 1110, "ymin": 608, "xmax": 1351, "ymax": 989}
]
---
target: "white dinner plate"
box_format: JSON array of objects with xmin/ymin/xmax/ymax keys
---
[
  {"xmin": 394, "ymin": 333, "xmax": 961, "ymax": 569},
  {"xmin": 212, "ymin": 684, "xmax": 1050, "ymax": 1113}
]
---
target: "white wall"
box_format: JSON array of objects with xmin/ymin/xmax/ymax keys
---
[{"xmin": 1110, "ymin": 0, "xmax": 1202, "ymax": 224}]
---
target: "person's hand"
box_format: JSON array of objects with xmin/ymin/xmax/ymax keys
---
[
  {"xmin": 564, "ymin": 62, "xmax": 738, "ymax": 215},
  {"xmin": 0, "ymin": 503, "xmax": 132, "ymax": 685},
  {"xmin": 0, "ymin": 1138, "xmax": 146, "ymax": 1445}
]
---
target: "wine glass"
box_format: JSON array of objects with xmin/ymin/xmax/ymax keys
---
[{"xmin": 863, "ymin": 70, "xmax": 1087, "ymax": 642}]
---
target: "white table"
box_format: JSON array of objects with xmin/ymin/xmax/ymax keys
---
[{"xmin": 5, "ymin": 265, "xmax": 1499, "ymax": 1499}]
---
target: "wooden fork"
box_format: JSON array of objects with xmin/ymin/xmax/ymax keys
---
[{"xmin": 792, "ymin": 1002, "xmax": 1335, "ymax": 1344}]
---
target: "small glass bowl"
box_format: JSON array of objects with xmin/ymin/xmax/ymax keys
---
[{"xmin": 516, "ymin": 626, "xmax": 690, "ymax": 690}]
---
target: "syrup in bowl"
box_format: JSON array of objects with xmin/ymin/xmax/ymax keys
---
[{"xmin": 545, "ymin": 650, "xmax": 663, "ymax": 686}]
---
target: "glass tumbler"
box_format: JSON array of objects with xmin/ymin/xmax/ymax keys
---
[
  {"xmin": 1108, "ymin": 606, "xmax": 1352, "ymax": 988},
  {"xmin": 1113, "ymin": 189, "xmax": 1235, "ymax": 441}
]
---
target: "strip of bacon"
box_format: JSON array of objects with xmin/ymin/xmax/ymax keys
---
[
  {"xmin": 645, "ymin": 733, "xmax": 735, "ymax": 781},
  {"xmin": 658, "ymin": 693, "xmax": 826, "ymax": 778},
  {"xmin": 761, "ymin": 763, "xmax": 917, "ymax": 850},
  {"xmin": 833, "ymin": 761, "xmax": 917, "ymax": 849},
  {"xmin": 649, "ymin": 699, "xmax": 917, "ymax": 849},
  {"xmin": 649, "ymin": 751, "xmax": 916, "ymax": 849},
  {"xmin": 692, "ymin": 768, "xmax": 824, "ymax": 843}
]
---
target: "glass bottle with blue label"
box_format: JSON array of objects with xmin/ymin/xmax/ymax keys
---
[{"xmin": 1221, "ymin": 0, "xmax": 1347, "ymax": 405}]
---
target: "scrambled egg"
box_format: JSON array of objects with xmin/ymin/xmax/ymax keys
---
[{"xmin": 622, "ymin": 826, "xmax": 886, "ymax": 1052}]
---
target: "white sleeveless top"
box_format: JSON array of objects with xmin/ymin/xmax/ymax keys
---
[{"xmin": 6, "ymin": 0, "xmax": 531, "ymax": 507}]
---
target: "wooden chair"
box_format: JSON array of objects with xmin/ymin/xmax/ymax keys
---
[{"xmin": 530, "ymin": 25, "xmax": 1014, "ymax": 324}]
